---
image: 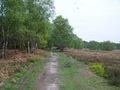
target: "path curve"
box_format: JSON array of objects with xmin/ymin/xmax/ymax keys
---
[{"xmin": 33, "ymin": 53, "xmax": 59, "ymax": 90}]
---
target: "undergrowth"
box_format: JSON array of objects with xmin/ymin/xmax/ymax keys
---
[{"xmin": 1, "ymin": 57, "xmax": 47, "ymax": 90}]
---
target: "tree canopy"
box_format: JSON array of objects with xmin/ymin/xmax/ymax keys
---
[
  {"xmin": 0, "ymin": 0, "xmax": 54, "ymax": 58},
  {"xmin": 50, "ymin": 16, "xmax": 83, "ymax": 51}
]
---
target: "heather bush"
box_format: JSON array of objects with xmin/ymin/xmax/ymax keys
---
[{"xmin": 105, "ymin": 65, "xmax": 120, "ymax": 86}]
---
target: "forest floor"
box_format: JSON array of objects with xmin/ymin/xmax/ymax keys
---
[{"xmin": 0, "ymin": 49, "xmax": 49, "ymax": 90}]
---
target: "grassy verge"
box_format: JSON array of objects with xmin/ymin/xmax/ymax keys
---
[
  {"xmin": 1, "ymin": 57, "xmax": 48, "ymax": 90},
  {"xmin": 58, "ymin": 53, "xmax": 120, "ymax": 90}
]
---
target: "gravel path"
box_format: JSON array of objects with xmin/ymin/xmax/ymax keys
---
[{"xmin": 33, "ymin": 53, "xmax": 59, "ymax": 90}]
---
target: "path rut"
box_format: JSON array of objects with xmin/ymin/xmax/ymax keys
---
[{"xmin": 33, "ymin": 53, "xmax": 59, "ymax": 90}]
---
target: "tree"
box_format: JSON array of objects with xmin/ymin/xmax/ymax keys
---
[
  {"xmin": 51, "ymin": 16, "xmax": 73, "ymax": 51},
  {"xmin": 0, "ymin": 0, "xmax": 55, "ymax": 58},
  {"xmin": 69, "ymin": 34, "xmax": 83, "ymax": 49},
  {"xmin": 87, "ymin": 41, "xmax": 100, "ymax": 50},
  {"xmin": 83, "ymin": 41, "xmax": 89, "ymax": 48},
  {"xmin": 4, "ymin": 0, "xmax": 25, "ymax": 49},
  {"xmin": 100, "ymin": 41, "xmax": 116, "ymax": 51},
  {"xmin": 0, "ymin": 0, "xmax": 5, "ymax": 58},
  {"xmin": 24, "ymin": 0, "xmax": 54, "ymax": 53},
  {"xmin": 115, "ymin": 43, "xmax": 120, "ymax": 49}
]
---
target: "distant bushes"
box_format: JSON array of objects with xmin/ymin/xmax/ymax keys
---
[
  {"xmin": 86, "ymin": 41, "xmax": 100, "ymax": 50},
  {"xmin": 115, "ymin": 43, "xmax": 120, "ymax": 49},
  {"xmin": 84, "ymin": 41, "xmax": 116, "ymax": 51},
  {"xmin": 100, "ymin": 41, "xmax": 116, "ymax": 51}
]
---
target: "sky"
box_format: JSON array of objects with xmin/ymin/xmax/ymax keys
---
[{"xmin": 54, "ymin": 0, "xmax": 120, "ymax": 43}]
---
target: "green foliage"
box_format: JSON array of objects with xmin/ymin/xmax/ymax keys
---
[
  {"xmin": 0, "ymin": 0, "xmax": 54, "ymax": 55},
  {"xmin": 0, "ymin": 0, "xmax": 82, "ymax": 53},
  {"xmin": 115, "ymin": 43, "xmax": 120, "ymax": 49},
  {"xmin": 87, "ymin": 41, "xmax": 100, "ymax": 50},
  {"xmin": 84, "ymin": 41, "xmax": 116, "ymax": 51},
  {"xmin": 69, "ymin": 34, "xmax": 83, "ymax": 49},
  {"xmin": 50, "ymin": 16, "xmax": 73, "ymax": 50},
  {"xmin": 90, "ymin": 63, "xmax": 106, "ymax": 77},
  {"xmin": 100, "ymin": 41, "xmax": 116, "ymax": 51},
  {"xmin": 50, "ymin": 16, "xmax": 83, "ymax": 50}
]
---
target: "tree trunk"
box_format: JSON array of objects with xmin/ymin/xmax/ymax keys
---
[
  {"xmin": 35, "ymin": 33, "xmax": 38, "ymax": 50},
  {"xmin": 35, "ymin": 42, "xmax": 38, "ymax": 49},
  {"xmin": 14, "ymin": 42, "xmax": 17, "ymax": 53},
  {"xmin": 5, "ymin": 41, "xmax": 8, "ymax": 57},
  {"xmin": 5, "ymin": 26, "xmax": 10, "ymax": 57},
  {"xmin": 2, "ymin": 25, "xmax": 5, "ymax": 59},
  {"xmin": 31, "ymin": 41, "xmax": 34, "ymax": 53},
  {"xmin": 60, "ymin": 46, "xmax": 64, "ymax": 52},
  {"xmin": 1, "ymin": 7, "xmax": 6, "ymax": 58},
  {"xmin": 27, "ymin": 40, "xmax": 30, "ymax": 53}
]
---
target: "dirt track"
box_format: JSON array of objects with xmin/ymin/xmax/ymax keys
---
[{"xmin": 33, "ymin": 53, "xmax": 59, "ymax": 90}]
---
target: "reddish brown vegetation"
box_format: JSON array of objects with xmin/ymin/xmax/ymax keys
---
[
  {"xmin": 64, "ymin": 49, "xmax": 120, "ymax": 65},
  {"xmin": 0, "ymin": 49, "xmax": 47, "ymax": 82},
  {"xmin": 64, "ymin": 48, "xmax": 120, "ymax": 86},
  {"xmin": 80, "ymin": 67, "xmax": 96, "ymax": 77}
]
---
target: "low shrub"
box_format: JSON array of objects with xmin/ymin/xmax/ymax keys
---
[
  {"xmin": 63, "ymin": 61, "xmax": 73, "ymax": 68},
  {"xmin": 90, "ymin": 63, "xmax": 106, "ymax": 77},
  {"xmin": 28, "ymin": 58, "xmax": 37, "ymax": 63},
  {"xmin": 105, "ymin": 65, "xmax": 120, "ymax": 86}
]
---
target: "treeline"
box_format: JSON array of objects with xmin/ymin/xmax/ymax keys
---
[
  {"xmin": 0, "ymin": 0, "xmax": 83, "ymax": 58},
  {"xmin": 0, "ymin": 0, "xmax": 119, "ymax": 59},
  {"xmin": 84, "ymin": 41, "xmax": 120, "ymax": 51}
]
